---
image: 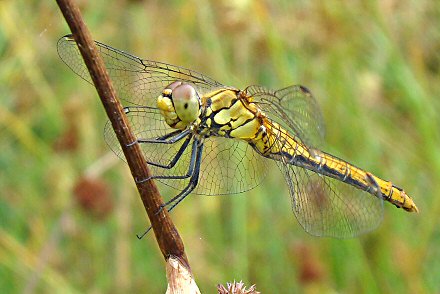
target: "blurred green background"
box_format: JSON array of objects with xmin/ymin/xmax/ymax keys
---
[{"xmin": 1, "ymin": 0, "xmax": 439, "ymax": 293}]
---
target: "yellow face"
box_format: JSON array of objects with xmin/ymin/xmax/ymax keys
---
[{"xmin": 157, "ymin": 81, "xmax": 201, "ymax": 129}]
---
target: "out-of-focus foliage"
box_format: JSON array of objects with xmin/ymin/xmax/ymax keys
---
[{"xmin": 1, "ymin": 0, "xmax": 439, "ymax": 293}]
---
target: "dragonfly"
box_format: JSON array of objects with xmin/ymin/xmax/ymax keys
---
[{"xmin": 58, "ymin": 34, "xmax": 418, "ymax": 238}]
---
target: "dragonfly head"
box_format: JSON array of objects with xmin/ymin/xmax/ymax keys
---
[{"xmin": 157, "ymin": 81, "xmax": 201, "ymax": 129}]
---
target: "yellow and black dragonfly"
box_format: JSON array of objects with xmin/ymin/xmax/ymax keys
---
[{"xmin": 58, "ymin": 34, "xmax": 418, "ymax": 238}]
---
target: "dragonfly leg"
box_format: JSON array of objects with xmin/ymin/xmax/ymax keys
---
[
  {"xmin": 152, "ymin": 130, "xmax": 182, "ymax": 141},
  {"xmin": 135, "ymin": 138, "xmax": 199, "ymax": 183},
  {"xmin": 147, "ymin": 134, "xmax": 193, "ymax": 169},
  {"xmin": 126, "ymin": 129, "xmax": 191, "ymax": 147},
  {"xmin": 163, "ymin": 182, "xmax": 196, "ymax": 214},
  {"xmin": 156, "ymin": 140, "xmax": 204, "ymax": 214},
  {"xmin": 135, "ymin": 140, "xmax": 203, "ymax": 239},
  {"xmin": 127, "ymin": 129, "xmax": 189, "ymax": 147},
  {"xmin": 137, "ymin": 128, "xmax": 191, "ymax": 144},
  {"xmin": 136, "ymin": 226, "xmax": 153, "ymax": 239},
  {"xmin": 136, "ymin": 182, "xmax": 192, "ymax": 239},
  {"xmin": 136, "ymin": 180, "xmax": 195, "ymax": 239}
]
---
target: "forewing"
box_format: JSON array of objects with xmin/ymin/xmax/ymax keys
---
[
  {"xmin": 277, "ymin": 159, "xmax": 384, "ymax": 238},
  {"xmin": 245, "ymin": 85, "xmax": 325, "ymax": 148},
  {"xmin": 57, "ymin": 34, "xmax": 225, "ymax": 107}
]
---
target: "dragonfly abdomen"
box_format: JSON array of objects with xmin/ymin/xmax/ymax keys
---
[
  {"xmin": 258, "ymin": 121, "xmax": 419, "ymax": 213},
  {"xmin": 297, "ymin": 149, "xmax": 418, "ymax": 212}
]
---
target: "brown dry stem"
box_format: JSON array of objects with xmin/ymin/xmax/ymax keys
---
[{"xmin": 55, "ymin": 0, "xmax": 195, "ymax": 291}]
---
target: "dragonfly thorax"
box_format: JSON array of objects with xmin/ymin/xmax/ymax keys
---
[{"xmin": 157, "ymin": 81, "xmax": 201, "ymax": 130}]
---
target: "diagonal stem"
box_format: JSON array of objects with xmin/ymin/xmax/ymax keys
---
[{"xmin": 55, "ymin": 0, "xmax": 190, "ymax": 269}]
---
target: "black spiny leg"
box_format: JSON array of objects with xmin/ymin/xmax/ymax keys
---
[
  {"xmin": 158, "ymin": 140, "xmax": 204, "ymax": 213},
  {"xmin": 136, "ymin": 138, "xmax": 199, "ymax": 183},
  {"xmin": 147, "ymin": 134, "xmax": 193, "ymax": 169},
  {"xmin": 137, "ymin": 128, "xmax": 190, "ymax": 144},
  {"xmin": 136, "ymin": 140, "xmax": 204, "ymax": 240},
  {"xmin": 134, "ymin": 129, "xmax": 192, "ymax": 183}
]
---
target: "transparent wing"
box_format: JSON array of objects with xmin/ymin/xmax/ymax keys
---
[
  {"xmin": 57, "ymin": 34, "xmax": 225, "ymax": 107},
  {"xmin": 104, "ymin": 106, "xmax": 269, "ymax": 195},
  {"xmin": 195, "ymin": 136, "xmax": 271, "ymax": 195},
  {"xmin": 245, "ymin": 85, "xmax": 325, "ymax": 148},
  {"xmin": 276, "ymin": 148, "xmax": 384, "ymax": 238}
]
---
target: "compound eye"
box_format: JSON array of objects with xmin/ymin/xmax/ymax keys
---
[
  {"xmin": 165, "ymin": 81, "xmax": 183, "ymax": 91},
  {"xmin": 163, "ymin": 81, "xmax": 183, "ymax": 97},
  {"xmin": 172, "ymin": 84, "xmax": 200, "ymax": 123}
]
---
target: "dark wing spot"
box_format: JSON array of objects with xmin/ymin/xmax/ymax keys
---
[{"xmin": 184, "ymin": 103, "xmax": 188, "ymax": 109}]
